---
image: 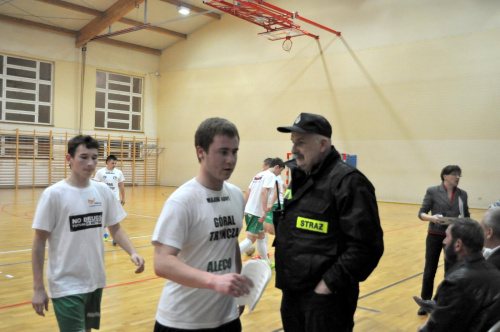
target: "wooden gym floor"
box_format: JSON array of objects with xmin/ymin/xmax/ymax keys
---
[{"xmin": 0, "ymin": 186, "xmax": 486, "ymax": 331}]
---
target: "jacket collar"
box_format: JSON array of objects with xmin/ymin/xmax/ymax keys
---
[
  {"xmin": 447, "ymin": 251, "xmax": 484, "ymax": 275},
  {"xmin": 286, "ymin": 146, "xmax": 340, "ymax": 204},
  {"xmin": 289, "ymin": 146, "xmax": 340, "ymax": 178}
]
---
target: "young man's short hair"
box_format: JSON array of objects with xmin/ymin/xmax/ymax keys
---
[
  {"xmin": 67, "ymin": 135, "xmax": 99, "ymax": 157},
  {"xmin": 263, "ymin": 158, "xmax": 273, "ymax": 167},
  {"xmin": 270, "ymin": 157, "xmax": 285, "ymax": 169},
  {"xmin": 106, "ymin": 155, "xmax": 118, "ymax": 163},
  {"xmin": 194, "ymin": 118, "xmax": 239, "ymax": 161},
  {"xmin": 450, "ymin": 218, "xmax": 484, "ymax": 253}
]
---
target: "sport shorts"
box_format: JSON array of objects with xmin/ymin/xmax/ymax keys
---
[{"xmin": 52, "ymin": 288, "xmax": 103, "ymax": 332}]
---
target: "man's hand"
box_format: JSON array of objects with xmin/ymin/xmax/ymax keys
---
[
  {"xmin": 212, "ymin": 273, "xmax": 253, "ymax": 297},
  {"xmin": 130, "ymin": 253, "xmax": 145, "ymax": 273},
  {"xmin": 314, "ymin": 279, "xmax": 332, "ymax": 295},
  {"xmin": 32, "ymin": 289, "xmax": 49, "ymax": 316}
]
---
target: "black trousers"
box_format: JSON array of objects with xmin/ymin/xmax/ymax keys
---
[
  {"xmin": 280, "ymin": 288, "xmax": 358, "ymax": 332},
  {"xmin": 421, "ymin": 232, "xmax": 449, "ymax": 300},
  {"xmin": 154, "ymin": 318, "xmax": 241, "ymax": 332}
]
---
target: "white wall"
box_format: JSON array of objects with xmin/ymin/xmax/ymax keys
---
[{"xmin": 156, "ymin": 0, "xmax": 500, "ymax": 208}]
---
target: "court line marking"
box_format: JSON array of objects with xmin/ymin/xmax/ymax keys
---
[
  {"xmin": 127, "ymin": 213, "xmax": 157, "ymax": 219},
  {"xmin": 0, "ymin": 276, "xmax": 162, "ymax": 310},
  {"xmin": 0, "ymin": 235, "xmax": 152, "ymax": 256}
]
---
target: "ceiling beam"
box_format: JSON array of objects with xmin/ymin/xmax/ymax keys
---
[
  {"xmin": 36, "ymin": 0, "xmax": 186, "ymax": 39},
  {"xmin": 0, "ymin": 13, "xmax": 76, "ymax": 37},
  {"xmin": 0, "ymin": 14, "xmax": 161, "ymax": 55},
  {"xmin": 160, "ymin": 0, "xmax": 221, "ymax": 20},
  {"xmin": 94, "ymin": 37, "xmax": 162, "ymax": 56},
  {"xmin": 119, "ymin": 17, "xmax": 186, "ymax": 39},
  {"xmin": 76, "ymin": 0, "xmax": 146, "ymax": 48}
]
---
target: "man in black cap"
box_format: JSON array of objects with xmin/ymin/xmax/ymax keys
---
[{"xmin": 274, "ymin": 113, "xmax": 384, "ymax": 331}]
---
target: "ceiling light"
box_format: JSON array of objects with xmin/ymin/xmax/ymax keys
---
[{"xmin": 178, "ymin": 6, "xmax": 190, "ymax": 15}]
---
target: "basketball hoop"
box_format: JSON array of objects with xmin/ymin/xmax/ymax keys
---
[{"xmin": 282, "ymin": 37, "xmax": 292, "ymax": 51}]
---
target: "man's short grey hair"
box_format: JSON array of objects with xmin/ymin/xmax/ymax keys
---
[{"xmin": 484, "ymin": 207, "xmax": 500, "ymax": 240}]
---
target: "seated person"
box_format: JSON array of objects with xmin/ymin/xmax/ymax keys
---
[
  {"xmin": 481, "ymin": 207, "xmax": 500, "ymax": 269},
  {"xmin": 417, "ymin": 218, "xmax": 500, "ymax": 332}
]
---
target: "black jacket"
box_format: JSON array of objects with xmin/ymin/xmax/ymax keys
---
[
  {"xmin": 274, "ymin": 146, "xmax": 384, "ymax": 293},
  {"xmin": 423, "ymin": 252, "xmax": 500, "ymax": 332}
]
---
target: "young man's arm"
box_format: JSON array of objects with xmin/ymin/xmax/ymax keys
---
[
  {"xmin": 31, "ymin": 230, "xmax": 50, "ymax": 316},
  {"xmin": 153, "ymin": 242, "xmax": 252, "ymax": 296},
  {"xmin": 259, "ymin": 187, "xmax": 270, "ymax": 223},
  {"xmin": 118, "ymin": 182, "xmax": 125, "ymax": 205},
  {"xmin": 108, "ymin": 224, "xmax": 145, "ymax": 273},
  {"xmin": 244, "ymin": 188, "xmax": 251, "ymax": 206}
]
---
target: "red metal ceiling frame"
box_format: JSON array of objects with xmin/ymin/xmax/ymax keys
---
[{"xmin": 203, "ymin": 0, "xmax": 340, "ymax": 40}]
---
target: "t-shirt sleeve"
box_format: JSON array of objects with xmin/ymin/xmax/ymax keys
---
[
  {"xmin": 100, "ymin": 184, "xmax": 126, "ymax": 226},
  {"xmin": 118, "ymin": 169, "xmax": 125, "ymax": 183},
  {"xmin": 93, "ymin": 169, "xmax": 103, "ymax": 182},
  {"xmin": 32, "ymin": 189, "xmax": 56, "ymax": 232},
  {"xmin": 152, "ymin": 199, "xmax": 189, "ymax": 250},
  {"xmin": 263, "ymin": 173, "xmax": 275, "ymax": 188}
]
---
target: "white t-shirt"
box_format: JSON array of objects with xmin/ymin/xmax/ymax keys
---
[
  {"xmin": 152, "ymin": 178, "xmax": 244, "ymax": 329},
  {"xmin": 268, "ymin": 175, "xmax": 285, "ymax": 206},
  {"xmin": 94, "ymin": 167, "xmax": 125, "ymax": 200},
  {"xmin": 245, "ymin": 170, "xmax": 275, "ymax": 217},
  {"xmin": 32, "ymin": 180, "xmax": 126, "ymax": 298}
]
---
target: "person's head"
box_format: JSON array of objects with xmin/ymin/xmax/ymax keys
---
[
  {"xmin": 106, "ymin": 155, "xmax": 118, "ymax": 170},
  {"xmin": 443, "ymin": 218, "xmax": 484, "ymax": 265},
  {"xmin": 66, "ymin": 135, "xmax": 100, "ymax": 177},
  {"xmin": 269, "ymin": 157, "xmax": 285, "ymax": 176},
  {"xmin": 277, "ymin": 113, "xmax": 332, "ymax": 173},
  {"xmin": 440, "ymin": 165, "xmax": 462, "ymax": 187},
  {"xmin": 195, "ymin": 117, "xmax": 240, "ymax": 162},
  {"xmin": 481, "ymin": 207, "xmax": 500, "ymax": 249},
  {"xmin": 195, "ymin": 118, "xmax": 240, "ymax": 188},
  {"xmin": 262, "ymin": 158, "xmax": 273, "ymax": 171}
]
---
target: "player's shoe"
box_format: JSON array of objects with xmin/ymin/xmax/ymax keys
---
[
  {"xmin": 268, "ymin": 262, "xmax": 275, "ymax": 269},
  {"xmin": 112, "ymin": 240, "xmax": 117, "ymax": 246},
  {"xmin": 104, "ymin": 233, "xmax": 109, "ymax": 242}
]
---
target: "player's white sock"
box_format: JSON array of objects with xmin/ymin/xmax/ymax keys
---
[
  {"xmin": 239, "ymin": 238, "xmax": 253, "ymax": 254},
  {"xmin": 257, "ymin": 237, "xmax": 270, "ymax": 263}
]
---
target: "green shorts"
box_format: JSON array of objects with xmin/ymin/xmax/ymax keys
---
[
  {"xmin": 244, "ymin": 213, "xmax": 265, "ymax": 235},
  {"xmin": 265, "ymin": 204, "xmax": 278, "ymax": 224},
  {"xmin": 52, "ymin": 288, "xmax": 103, "ymax": 332}
]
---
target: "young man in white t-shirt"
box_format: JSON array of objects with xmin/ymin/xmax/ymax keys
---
[
  {"xmin": 152, "ymin": 118, "xmax": 253, "ymax": 332},
  {"xmin": 31, "ymin": 135, "xmax": 145, "ymax": 332},
  {"xmin": 238, "ymin": 158, "xmax": 285, "ymax": 268},
  {"xmin": 94, "ymin": 155, "xmax": 126, "ymax": 244},
  {"xmin": 94, "ymin": 155, "xmax": 125, "ymax": 205}
]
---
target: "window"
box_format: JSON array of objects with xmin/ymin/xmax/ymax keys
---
[
  {"xmin": 0, "ymin": 135, "xmax": 50, "ymax": 158},
  {"xmin": 0, "ymin": 54, "xmax": 53, "ymax": 125},
  {"xmin": 95, "ymin": 71, "xmax": 143, "ymax": 131}
]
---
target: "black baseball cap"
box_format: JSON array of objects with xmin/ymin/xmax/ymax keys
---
[{"xmin": 277, "ymin": 113, "xmax": 332, "ymax": 138}]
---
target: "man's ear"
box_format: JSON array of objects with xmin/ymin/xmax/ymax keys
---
[
  {"xmin": 320, "ymin": 138, "xmax": 329, "ymax": 152},
  {"xmin": 486, "ymin": 227, "xmax": 494, "ymax": 240},
  {"xmin": 455, "ymin": 238, "xmax": 464, "ymax": 252},
  {"xmin": 196, "ymin": 146, "xmax": 205, "ymax": 161}
]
